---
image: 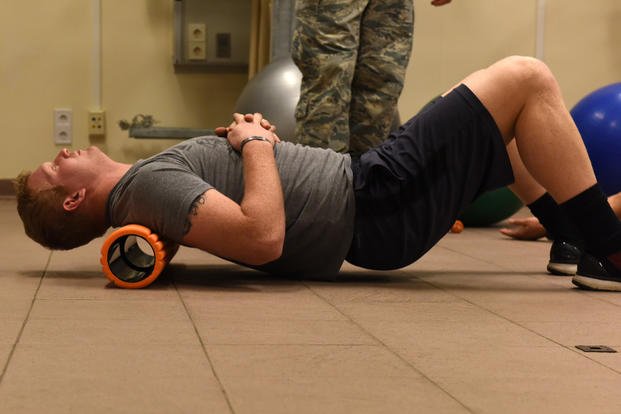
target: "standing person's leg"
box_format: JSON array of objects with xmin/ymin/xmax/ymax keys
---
[
  {"xmin": 462, "ymin": 56, "xmax": 621, "ymax": 289},
  {"xmin": 348, "ymin": 0, "xmax": 414, "ymax": 153},
  {"xmin": 292, "ymin": 0, "xmax": 367, "ymax": 153}
]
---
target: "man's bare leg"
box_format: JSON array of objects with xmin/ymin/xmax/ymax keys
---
[
  {"xmin": 505, "ymin": 139, "xmax": 585, "ymax": 275},
  {"xmin": 505, "ymin": 140, "xmax": 545, "ymax": 204},
  {"xmin": 461, "ymin": 56, "xmax": 595, "ymax": 203},
  {"xmin": 457, "ymin": 56, "xmax": 621, "ymax": 290}
]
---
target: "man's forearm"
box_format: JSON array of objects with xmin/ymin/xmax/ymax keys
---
[{"xmin": 239, "ymin": 140, "xmax": 285, "ymax": 260}]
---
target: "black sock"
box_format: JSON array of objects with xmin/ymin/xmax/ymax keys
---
[
  {"xmin": 528, "ymin": 193, "xmax": 583, "ymax": 246},
  {"xmin": 560, "ymin": 184, "xmax": 621, "ymax": 256}
]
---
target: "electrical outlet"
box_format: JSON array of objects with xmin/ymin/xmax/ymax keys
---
[
  {"xmin": 187, "ymin": 41, "xmax": 206, "ymax": 60},
  {"xmin": 54, "ymin": 108, "xmax": 72, "ymax": 145},
  {"xmin": 88, "ymin": 110, "xmax": 106, "ymax": 135},
  {"xmin": 188, "ymin": 23, "xmax": 206, "ymax": 41}
]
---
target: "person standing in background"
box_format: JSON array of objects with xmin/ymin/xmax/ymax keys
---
[{"xmin": 292, "ymin": 0, "xmax": 453, "ymax": 153}]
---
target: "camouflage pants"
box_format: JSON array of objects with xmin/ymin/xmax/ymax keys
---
[{"xmin": 292, "ymin": 0, "xmax": 414, "ymax": 153}]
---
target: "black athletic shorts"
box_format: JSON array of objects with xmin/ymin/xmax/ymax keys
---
[{"xmin": 346, "ymin": 84, "xmax": 514, "ymax": 270}]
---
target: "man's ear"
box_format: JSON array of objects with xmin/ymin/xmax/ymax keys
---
[{"xmin": 63, "ymin": 188, "xmax": 86, "ymax": 211}]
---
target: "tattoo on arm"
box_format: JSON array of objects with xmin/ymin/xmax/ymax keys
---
[
  {"xmin": 183, "ymin": 194, "xmax": 206, "ymax": 235},
  {"xmin": 190, "ymin": 195, "xmax": 206, "ymax": 216}
]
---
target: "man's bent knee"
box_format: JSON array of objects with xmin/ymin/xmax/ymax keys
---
[{"xmin": 501, "ymin": 56, "xmax": 556, "ymax": 92}]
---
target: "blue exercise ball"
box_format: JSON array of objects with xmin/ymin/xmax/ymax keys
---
[{"xmin": 571, "ymin": 83, "xmax": 621, "ymax": 196}]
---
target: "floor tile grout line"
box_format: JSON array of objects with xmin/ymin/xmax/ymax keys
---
[
  {"xmin": 303, "ymin": 282, "xmax": 476, "ymax": 414},
  {"xmin": 439, "ymin": 243, "xmax": 621, "ymax": 310},
  {"xmin": 571, "ymin": 290, "xmax": 621, "ymax": 308},
  {"xmin": 416, "ymin": 275, "xmax": 621, "ymax": 375},
  {"xmin": 437, "ymin": 244, "xmax": 621, "ymax": 305},
  {"xmin": 435, "ymin": 243, "xmax": 621, "ymax": 364},
  {"xmin": 0, "ymin": 251, "xmax": 52, "ymax": 386},
  {"xmin": 172, "ymin": 281, "xmax": 236, "ymax": 414},
  {"xmin": 439, "ymin": 244, "xmax": 540, "ymax": 274},
  {"xmin": 432, "ymin": 244, "xmax": 554, "ymax": 283}
]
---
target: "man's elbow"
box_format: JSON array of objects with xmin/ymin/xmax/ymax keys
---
[{"xmin": 247, "ymin": 234, "xmax": 284, "ymax": 265}]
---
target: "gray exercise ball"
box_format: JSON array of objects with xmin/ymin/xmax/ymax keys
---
[
  {"xmin": 234, "ymin": 56, "xmax": 402, "ymax": 144},
  {"xmin": 235, "ymin": 57, "xmax": 302, "ymax": 142}
]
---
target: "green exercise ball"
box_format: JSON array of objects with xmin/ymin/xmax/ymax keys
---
[{"xmin": 459, "ymin": 187, "xmax": 523, "ymax": 227}]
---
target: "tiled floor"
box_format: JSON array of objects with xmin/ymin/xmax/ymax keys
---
[{"xmin": 2, "ymin": 196, "xmax": 621, "ymax": 413}]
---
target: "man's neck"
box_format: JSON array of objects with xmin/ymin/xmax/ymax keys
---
[{"xmin": 89, "ymin": 161, "xmax": 132, "ymax": 229}]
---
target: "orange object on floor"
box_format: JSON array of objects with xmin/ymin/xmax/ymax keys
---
[
  {"xmin": 100, "ymin": 224, "xmax": 177, "ymax": 289},
  {"xmin": 450, "ymin": 220, "xmax": 464, "ymax": 233}
]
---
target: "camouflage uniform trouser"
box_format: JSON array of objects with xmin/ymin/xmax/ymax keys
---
[{"xmin": 292, "ymin": 0, "xmax": 414, "ymax": 153}]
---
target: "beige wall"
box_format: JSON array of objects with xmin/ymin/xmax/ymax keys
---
[
  {"xmin": 1, "ymin": 0, "xmax": 620, "ymax": 179},
  {"xmin": 400, "ymin": 0, "xmax": 621, "ymax": 116},
  {"xmin": 544, "ymin": 0, "xmax": 621, "ymax": 105},
  {"xmin": 401, "ymin": 0, "xmax": 536, "ymax": 115},
  {"xmin": 1, "ymin": 0, "xmax": 248, "ymax": 179},
  {"xmin": 100, "ymin": 0, "xmax": 247, "ymax": 162}
]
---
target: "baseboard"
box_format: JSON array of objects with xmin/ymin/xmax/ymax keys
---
[{"xmin": 0, "ymin": 179, "xmax": 15, "ymax": 196}]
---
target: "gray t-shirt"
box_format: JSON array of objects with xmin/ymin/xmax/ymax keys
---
[{"xmin": 107, "ymin": 136, "xmax": 355, "ymax": 276}]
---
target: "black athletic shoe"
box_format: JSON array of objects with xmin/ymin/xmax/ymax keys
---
[
  {"xmin": 547, "ymin": 240, "xmax": 582, "ymax": 276},
  {"xmin": 573, "ymin": 253, "xmax": 621, "ymax": 291}
]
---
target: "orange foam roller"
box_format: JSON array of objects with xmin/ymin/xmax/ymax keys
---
[{"xmin": 100, "ymin": 224, "xmax": 177, "ymax": 289}]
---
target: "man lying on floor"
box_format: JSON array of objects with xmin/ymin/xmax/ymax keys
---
[{"xmin": 15, "ymin": 56, "xmax": 621, "ymax": 291}]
